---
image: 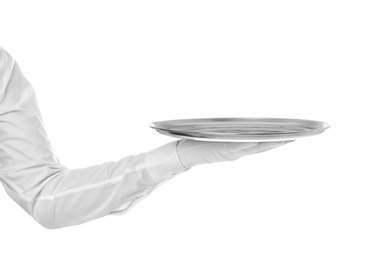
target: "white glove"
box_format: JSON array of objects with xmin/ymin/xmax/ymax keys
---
[{"xmin": 176, "ymin": 139, "xmax": 294, "ymax": 169}]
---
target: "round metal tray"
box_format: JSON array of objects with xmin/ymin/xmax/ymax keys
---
[{"xmin": 150, "ymin": 117, "xmax": 330, "ymax": 142}]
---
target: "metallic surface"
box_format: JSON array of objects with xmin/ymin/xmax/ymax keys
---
[{"xmin": 150, "ymin": 117, "xmax": 330, "ymax": 142}]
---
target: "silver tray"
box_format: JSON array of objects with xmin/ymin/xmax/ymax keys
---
[{"xmin": 149, "ymin": 117, "xmax": 330, "ymax": 142}]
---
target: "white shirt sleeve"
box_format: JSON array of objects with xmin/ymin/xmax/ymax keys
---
[{"xmin": 0, "ymin": 47, "xmax": 188, "ymax": 229}]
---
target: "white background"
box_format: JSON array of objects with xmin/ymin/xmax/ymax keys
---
[{"xmin": 0, "ymin": 0, "xmax": 365, "ymax": 259}]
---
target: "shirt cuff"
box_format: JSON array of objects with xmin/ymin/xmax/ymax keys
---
[{"xmin": 144, "ymin": 140, "xmax": 189, "ymax": 183}]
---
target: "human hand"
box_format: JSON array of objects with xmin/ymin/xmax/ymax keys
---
[{"xmin": 176, "ymin": 139, "xmax": 294, "ymax": 169}]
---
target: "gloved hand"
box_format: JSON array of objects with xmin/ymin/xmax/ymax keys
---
[{"xmin": 176, "ymin": 139, "xmax": 294, "ymax": 169}]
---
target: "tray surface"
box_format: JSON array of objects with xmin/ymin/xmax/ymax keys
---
[{"xmin": 149, "ymin": 117, "xmax": 330, "ymax": 142}]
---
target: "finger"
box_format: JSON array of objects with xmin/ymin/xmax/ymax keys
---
[
  {"xmin": 244, "ymin": 145, "xmax": 281, "ymax": 155},
  {"xmin": 258, "ymin": 140, "xmax": 294, "ymax": 148},
  {"xmin": 248, "ymin": 140, "xmax": 294, "ymax": 154},
  {"xmin": 224, "ymin": 142, "xmax": 258, "ymax": 153},
  {"xmin": 236, "ymin": 140, "xmax": 292, "ymax": 156}
]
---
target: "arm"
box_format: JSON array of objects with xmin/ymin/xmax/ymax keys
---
[
  {"xmin": 0, "ymin": 47, "xmax": 291, "ymax": 229},
  {"xmin": 0, "ymin": 47, "xmax": 187, "ymax": 229}
]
